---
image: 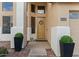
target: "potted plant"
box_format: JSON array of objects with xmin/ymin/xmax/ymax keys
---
[
  {"xmin": 14, "ymin": 32, "xmax": 23, "ymax": 51},
  {"xmin": 60, "ymin": 35, "xmax": 75, "ymax": 57},
  {"xmin": 0, "ymin": 47, "xmax": 8, "ymax": 57}
]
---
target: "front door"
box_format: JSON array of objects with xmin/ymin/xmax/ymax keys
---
[{"xmin": 37, "ymin": 17, "xmax": 45, "ymax": 40}]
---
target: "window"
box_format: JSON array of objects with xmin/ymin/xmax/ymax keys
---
[
  {"xmin": 2, "ymin": 2, "xmax": 13, "ymax": 11},
  {"xmin": 31, "ymin": 17, "xmax": 35, "ymax": 34},
  {"xmin": 69, "ymin": 11, "xmax": 79, "ymax": 19},
  {"xmin": 31, "ymin": 4, "xmax": 35, "ymax": 13},
  {"xmin": 2, "ymin": 16, "xmax": 13, "ymax": 34},
  {"xmin": 37, "ymin": 6, "xmax": 45, "ymax": 14}
]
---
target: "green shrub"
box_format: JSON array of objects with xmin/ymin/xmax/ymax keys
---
[
  {"xmin": 60, "ymin": 35, "xmax": 73, "ymax": 43},
  {"xmin": 0, "ymin": 47, "xmax": 8, "ymax": 57},
  {"xmin": 15, "ymin": 32, "xmax": 23, "ymax": 39}
]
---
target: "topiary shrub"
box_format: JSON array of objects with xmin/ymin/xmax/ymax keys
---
[
  {"xmin": 14, "ymin": 33, "xmax": 24, "ymax": 51},
  {"xmin": 15, "ymin": 33, "xmax": 23, "ymax": 39},
  {"xmin": 0, "ymin": 47, "xmax": 8, "ymax": 57},
  {"xmin": 60, "ymin": 35, "xmax": 73, "ymax": 43}
]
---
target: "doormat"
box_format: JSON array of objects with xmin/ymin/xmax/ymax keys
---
[{"xmin": 35, "ymin": 40, "xmax": 48, "ymax": 42}]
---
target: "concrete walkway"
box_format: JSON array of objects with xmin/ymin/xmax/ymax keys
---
[
  {"xmin": 6, "ymin": 41, "xmax": 55, "ymax": 57},
  {"xmin": 27, "ymin": 41, "xmax": 51, "ymax": 57}
]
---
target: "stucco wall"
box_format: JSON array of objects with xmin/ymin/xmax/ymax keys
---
[
  {"xmin": 47, "ymin": 3, "xmax": 58, "ymax": 45},
  {"xmin": 56, "ymin": 3, "xmax": 79, "ymax": 56},
  {"xmin": 23, "ymin": 2, "xmax": 27, "ymax": 47},
  {"xmin": 47, "ymin": 3, "xmax": 79, "ymax": 56}
]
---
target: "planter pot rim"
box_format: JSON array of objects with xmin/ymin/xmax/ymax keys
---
[
  {"xmin": 60, "ymin": 42, "xmax": 75, "ymax": 44},
  {"xmin": 14, "ymin": 37, "xmax": 23, "ymax": 39}
]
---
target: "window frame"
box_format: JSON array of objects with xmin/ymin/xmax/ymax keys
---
[
  {"xmin": 2, "ymin": 16, "xmax": 13, "ymax": 34},
  {"xmin": 69, "ymin": 11, "xmax": 79, "ymax": 19}
]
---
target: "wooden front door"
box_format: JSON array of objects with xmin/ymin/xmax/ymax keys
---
[{"xmin": 37, "ymin": 17, "xmax": 45, "ymax": 40}]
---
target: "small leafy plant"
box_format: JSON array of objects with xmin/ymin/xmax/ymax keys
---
[
  {"xmin": 0, "ymin": 47, "xmax": 8, "ymax": 57},
  {"xmin": 60, "ymin": 35, "xmax": 73, "ymax": 43},
  {"xmin": 15, "ymin": 33, "xmax": 23, "ymax": 39}
]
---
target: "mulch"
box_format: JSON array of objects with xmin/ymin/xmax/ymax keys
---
[{"xmin": 46, "ymin": 49, "xmax": 56, "ymax": 57}]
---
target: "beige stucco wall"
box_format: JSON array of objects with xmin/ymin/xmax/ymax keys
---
[
  {"xmin": 23, "ymin": 2, "xmax": 28, "ymax": 47},
  {"xmin": 56, "ymin": 3, "xmax": 79, "ymax": 56},
  {"xmin": 47, "ymin": 3, "xmax": 58, "ymax": 45},
  {"xmin": 47, "ymin": 2, "xmax": 79, "ymax": 56}
]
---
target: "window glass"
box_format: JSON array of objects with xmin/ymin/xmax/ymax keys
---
[
  {"xmin": 31, "ymin": 4, "xmax": 35, "ymax": 13},
  {"xmin": 37, "ymin": 6, "xmax": 45, "ymax": 14},
  {"xmin": 2, "ymin": 2, "xmax": 13, "ymax": 11},
  {"xmin": 31, "ymin": 17, "xmax": 35, "ymax": 34},
  {"xmin": 2, "ymin": 16, "xmax": 13, "ymax": 34},
  {"xmin": 69, "ymin": 11, "xmax": 79, "ymax": 19}
]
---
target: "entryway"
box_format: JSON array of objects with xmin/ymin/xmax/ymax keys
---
[
  {"xmin": 25, "ymin": 2, "xmax": 55, "ymax": 57},
  {"xmin": 31, "ymin": 17, "xmax": 45, "ymax": 40},
  {"xmin": 27, "ymin": 41, "xmax": 55, "ymax": 57}
]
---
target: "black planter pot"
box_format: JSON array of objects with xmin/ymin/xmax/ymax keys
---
[
  {"xmin": 60, "ymin": 42, "xmax": 75, "ymax": 57},
  {"xmin": 14, "ymin": 37, "xmax": 23, "ymax": 51}
]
